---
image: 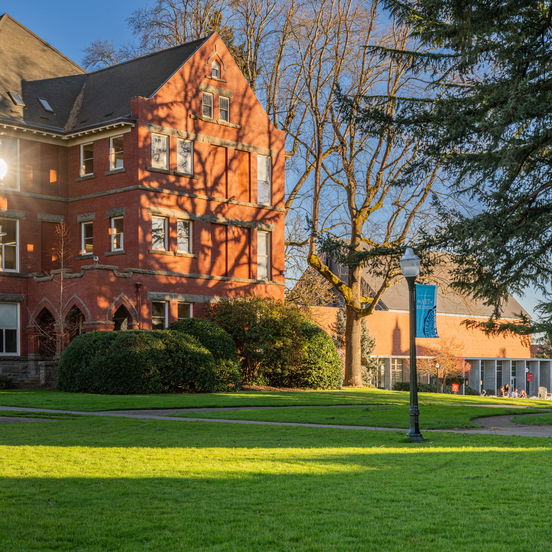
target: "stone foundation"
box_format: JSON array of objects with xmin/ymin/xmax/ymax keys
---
[{"xmin": 0, "ymin": 357, "xmax": 58, "ymax": 388}]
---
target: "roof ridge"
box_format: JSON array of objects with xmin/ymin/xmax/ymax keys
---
[
  {"xmin": 86, "ymin": 35, "xmax": 211, "ymax": 76},
  {"xmin": 0, "ymin": 13, "xmax": 84, "ymax": 73}
]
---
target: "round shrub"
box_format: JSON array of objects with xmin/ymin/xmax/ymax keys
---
[
  {"xmin": 57, "ymin": 330, "xmax": 237, "ymax": 394},
  {"xmin": 208, "ymin": 297, "xmax": 342, "ymax": 389},
  {"xmin": 265, "ymin": 322, "xmax": 342, "ymax": 389},
  {"xmin": 169, "ymin": 318, "xmax": 238, "ymax": 362},
  {"xmin": 58, "ymin": 331, "xmax": 119, "ymax": 392},
  {"xmin": 208, "ymin": 297, "xmax": 308, "ymax": 384},
  {"xmin": 297, "ymin": 322, "xmax": 343, "ymax": 389}
]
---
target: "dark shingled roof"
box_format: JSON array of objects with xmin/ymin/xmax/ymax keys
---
[
  {"xmin": 292, "ymin": 262, "xmax": 528, "ymax": 319},
  {"xmin": 0, "ymin": 13, "xmax": 209, "ymax": 133}
]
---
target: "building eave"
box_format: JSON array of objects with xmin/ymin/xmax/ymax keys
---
[{"xmin": 0, "ymin": 118, "xmax": 136, "ymax": 144}]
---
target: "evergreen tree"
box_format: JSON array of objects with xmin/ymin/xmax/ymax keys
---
[{"xmin": 363, "ymin": 1, "xmax": 552, "ymax": 327}]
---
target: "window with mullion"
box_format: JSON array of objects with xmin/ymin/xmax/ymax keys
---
[
  {"xmin": 177, "ymin": 219, "xmax": 191, "ymax": 253},
  {"xmin": 151, "ymin": 216, "xmax": 168, "ymax": 251},
  {"xmin": 80, "ymin": 143, "xmax": 94, "ymax": 176},
  {"xmin": 111, "ymin": 217, "xmax": 124, "ymax": 251},
  {"xmin": 178, "ymin": 302, "xmax": 193, "ymax": 319},
  {"xmin": 81, "ymin": 221, "xmax": 93, "ymax": 254},
  {"xmin": 0, "ymin": 303, "xmax": 18, "ymax": 354},
  {"xmin": 0, "ymin": 217, "xmax": 17, "ymax": 271},
  {"xmin": 151, "ymin": 301, "xmax": 168, "ymax": 330},
  {"xmin": 257, "ymin": 230, "xmax": 270, "ymax": 280},
  {"xmin": 176, "ymin": 139, "xmax": 194, "ymax": 175},
  {"xmin": 151, "ymin": 134, "xmax": 169, "ymax": 170},
  {"xmin": 219, "ymin": 96, "xmax": 230, "ymax": 122},
  {"xmin": 202, "ymin": 92, "xmax": 214, "ymax": 118},
  {"xmin": 211, "ymin": 60, "xmax": 221, "ymax": 79},
  {"xmin": 109, "ymin": 136, "xmax": 124, "ymax": 170},
  {"xmin": 257, "ymin": 155, "xmax": 271, "ymax": 205}
]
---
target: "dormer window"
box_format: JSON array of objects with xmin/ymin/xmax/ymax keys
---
[
  {"xmin": 38, "ymin": 98, "xmax": 54, "ymax": 113},
  {"xmin": 8, "ymin": 92, "xmax": 24, "ymax": 107},
  {"xmin": 211, "ymin": 60, "xmax": 221, "ymax": 79}
]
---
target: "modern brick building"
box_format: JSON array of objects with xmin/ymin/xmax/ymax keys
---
[
  {"xmin": 0, "ymin": 14, "xmax": 285, "ymax": 384},
  {"xmin": 302, "ymin": 265, "xmax": 551, "ymax": 396}
]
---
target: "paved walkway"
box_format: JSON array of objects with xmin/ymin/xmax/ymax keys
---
[{"xmin": 1, "ymin": 405, "xmax": 551, "ymax": 436}]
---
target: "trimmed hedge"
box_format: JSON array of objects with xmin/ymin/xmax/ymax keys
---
[
  {"xmin": 58, "ymin": 330, "xmax": 241, "ymax": 394},
  {"xmin": 169, "ymin": 318, "xmax": 239, "ymax": 362}
]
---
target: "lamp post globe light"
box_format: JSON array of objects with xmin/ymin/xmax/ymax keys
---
[{"xmin": 400, "ymin": 247, "xmax": 425, "ymax": 442}]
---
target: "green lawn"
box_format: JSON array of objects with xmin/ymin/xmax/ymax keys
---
[
  {"xmin": 0, "ymin": 415, "xmax": 551, "ymax": 551},
  {"xmin": 172, "ymin": 404, "xmax": 546, "ymax": 429},
  {"xmin": 2, "ymin": 387, "xmax": 551, "ymax": 411},
  {"xmin": 512, "ymin": 413, "xmax": 552, "ymax": 426}
]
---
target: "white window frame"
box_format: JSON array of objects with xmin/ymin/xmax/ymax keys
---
[
  {"xmin": 81, "ymin": 221, "xmax": 94, "ymax": 255},
  {"xmin": 202, "ymin": 92, "xmax": 214, "ymax": 119},
  {"xmin": 176, "ymin": 219, "xmax": 192, "ymax": 253},
  {"xmin": 257, "ymin": 155, "xmax": 272, "ymax": 205},
  {"xmin": 151, "ymin": 216, "xmax": 168, "ymax": 251},
  {"xmin": 257, "ymin": 230, "xmax": 271, "ymax": 281},
  {"xmin": 178, "ymin": 302, "xmax": 193, "ymax": 320},
  {"xmin": 151, "ymin": 301, "xmax": 168, "ymax": 330},
  {"xmin": 110, "ymin": 216, "xmax": 124, "ymax": 252},
  {"xmin": 151, "ymin": 133, "xmax": 169, "ymax": 170},
  {"xmin": 0, "ymin": 217, "xmax": 19, "ymax": 272},
  {"xmin": 0, "ymin": 137, "xmax": 20, "ymax": 191},
  {"xmin": 219, "ymin": 96, "xmax": 230, "ymax": 122},
  {"xmin": 176, "ymin": 139, "xmax": 194, "ymax": 176},
  {"xmin": 109, "ymin": 135, "xmax": 125, "ymax": 171},
  {"xmin": 80, "ymin": 142, "xmax": 94, "ymax": 177},
  {"xmin": 0, "ymin": 303, "xmax": 19, "ymax": 356},
  {"xmin": 211, "ymin": 60, "xmax": 221, "ymax": 79}
]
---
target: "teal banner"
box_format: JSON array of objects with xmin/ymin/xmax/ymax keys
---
[{"xmin": 415, "ymin": 284, "xmax": 438, "ymax": 338}]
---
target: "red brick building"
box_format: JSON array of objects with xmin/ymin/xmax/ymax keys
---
[
  {"xmin": 298, "ymin": 264, "xmax": 551, "ymax": 396},
  {"xmin": 0, "ymin": 14, "xmax": 285, "ymax": 384}
]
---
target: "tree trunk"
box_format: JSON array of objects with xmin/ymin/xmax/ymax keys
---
[{"xmin": 344, "ymin": 305, "xmax": 363, "ymax": 386}]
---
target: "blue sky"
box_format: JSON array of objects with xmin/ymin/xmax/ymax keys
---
[
  {"xmin": 2, "ymin": 0, "xmax": 150, "ymax": 65},
  {"xmin": 2, "ymin": 2, "xmax": 544, "ymax": 318}
]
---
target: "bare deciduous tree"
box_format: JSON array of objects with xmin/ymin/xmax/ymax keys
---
[{"xmin": 285, "ymin": 10, "xmax": 441, "ymax": 385}]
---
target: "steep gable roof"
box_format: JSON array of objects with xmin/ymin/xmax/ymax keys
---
[
  {"xmin": 72, "ymin": 37, "xmax": 209, "ymax": 131},
  {"xmin": 0, "ymin": 13, "xmax": 85, "ymax": 130},
  {"xmin": 0, "ymin": 14, "xmax": 209, "ymax": 133}
]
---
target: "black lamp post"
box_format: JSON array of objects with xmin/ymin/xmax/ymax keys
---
[{"xmin": 400, "ymin": 247, "xmax": 425, "ymax": 443}]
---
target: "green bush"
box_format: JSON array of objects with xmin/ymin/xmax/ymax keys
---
[
  {"xmin": 208, "ymin": 297, "xmax": 309, "ymax": 384},
  {"xmin": 169, "ymin": 318, "xmax": 238, "ymax": 362},
  {"xmin": 266, "ymin": 322, "xmax": 342, "ymax": 389},
  {"xmin": 57, "ymin": 330, "xmax": 239, "ymax": 394},
  {"xmin": 208, "ymin": 297, "xmax": 342, "ymax": 389},
  {"xmin": 58, "ymin": 331, "xmax": 119, "ymax": 392}
]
